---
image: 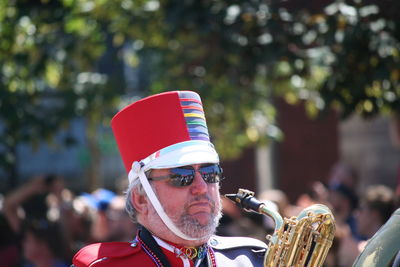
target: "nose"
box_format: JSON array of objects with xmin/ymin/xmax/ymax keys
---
[{"xmin": 189, "ymin": 169, "xmax": 208, "ymax": 195}]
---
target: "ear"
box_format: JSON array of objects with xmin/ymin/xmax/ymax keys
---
[{"xmin": 132, "ymin": 190, "xmax": 149, "ymax": 216}]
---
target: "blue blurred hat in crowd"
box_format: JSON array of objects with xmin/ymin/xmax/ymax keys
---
[{"xmin": 81, "ymin": 188, "xmax": 116, "ymax": 211}]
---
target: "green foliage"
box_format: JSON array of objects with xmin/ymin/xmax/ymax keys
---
[
  {"xmin": 0, "ymin": 0, "xmax": 117, "ymax": 174},
  {"xmin": 1, "ymin": 0, "xmax": 399, "ymax": 177},
  {"xmin": 316, "ymin": 1, "xmax": 400, "ymax": 118},
  {"xmin": 142, "ymin": 0, "xmax": 399, "ymax": 155}
]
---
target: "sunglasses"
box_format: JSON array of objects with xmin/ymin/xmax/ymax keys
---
[{"xmin": 147, "ymin": 164, "xmax": 224, "ymax": 187}]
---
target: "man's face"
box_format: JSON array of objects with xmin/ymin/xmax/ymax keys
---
[{"xmin": 146, "ymin": 163, "xmax": 222, "ymax": 239}]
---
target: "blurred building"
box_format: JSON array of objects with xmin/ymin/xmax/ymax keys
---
[{"xmin": 225, "ymin": 99, "xmax": 400, "ymax": 203}]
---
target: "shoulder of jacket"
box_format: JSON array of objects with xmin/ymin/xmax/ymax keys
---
[
  {"xmin": 209, "ymin": 235, "xmax": 268, "ymax": 250},
  {"xmin": 72, "ymin": 241, "xmax": 142, "ymax": 267}
]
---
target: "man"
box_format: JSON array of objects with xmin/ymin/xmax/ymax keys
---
[{"xmin": 73, "ymin": 91, "xmax": 267, "ymax": 266}]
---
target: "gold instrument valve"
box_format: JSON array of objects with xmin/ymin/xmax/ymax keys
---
[{"xmin": 225, "ymin": 189, "xmax": 336, "ymax": 267}]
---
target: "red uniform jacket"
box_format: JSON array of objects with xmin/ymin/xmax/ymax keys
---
[
  {"xmin": 73, "ymin": 241, "xmax": 155, "ymax": 267},
  {"xmin": 73, "ymin": 229, "xmax": 267, "ymax": 267}
]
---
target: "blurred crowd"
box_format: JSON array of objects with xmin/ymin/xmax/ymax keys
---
[
  {"xmin": 0, "ymin": 175, "xmax": 136, "ymax": 267},
  {"xmin": 0, "ymin": 161, "xmax": 399, "ymax": 267}
]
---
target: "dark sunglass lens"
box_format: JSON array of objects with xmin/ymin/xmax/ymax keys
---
[
  {"xmin": 200, "ymin": 164, "xmax": 222, "ymax": 183},
  {"xmin": 169, "ymin": 175, "xmax": 194, "ymax": 187},
  {"xmin": 170, "ymin": 167, "xmax": 194, "ymax": 177},
  {"xmin": 166, "ymin": 165, "xmax": 223, "ymax": 187},
  {"xmin": 169, "ymin": 168, "xmax": 195, "ymax": 187}
]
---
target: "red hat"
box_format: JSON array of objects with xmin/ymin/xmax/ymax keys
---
[{"xmin": 111, "ymin": 91, "xmax": 219, "ymax": 174}]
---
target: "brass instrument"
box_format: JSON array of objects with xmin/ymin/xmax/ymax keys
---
[
  {"xmin": 352, "ymin": 208, "xmax": 400, "ymax": 267},
  {"xmin": 225, "ymin": 189, "xmax": 336, "ymax": 267}
]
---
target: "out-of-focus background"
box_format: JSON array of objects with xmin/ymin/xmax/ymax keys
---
[{"xmin": 0, "ymin": 0, "xmax": 399, "ymax": 266}]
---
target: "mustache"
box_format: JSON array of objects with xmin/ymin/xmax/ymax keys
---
[{"xmin": 185, "ymin": 195, "xmax": 217, "ymax": 210}]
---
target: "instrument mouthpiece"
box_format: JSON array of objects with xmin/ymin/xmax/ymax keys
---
[{"xmin": 224, "ymin": 189, "xmax": 263, "ymax": 212}]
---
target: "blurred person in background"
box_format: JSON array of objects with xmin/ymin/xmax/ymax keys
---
[
  {"xmin": 2, "ymin": 175, "xmax": 72, "ymax": 266},
  {"xmin": 3, "ymin": 175, "xmax": 62, "ymax": 232},
  {"xmin": 65, "ymin": 196, "xmax": 93, "ymax": 253},
  {"xmin": 334, "ymin": 185, "xmax": 396, "ymax": 267},
  {"xmin": 259, "ymin": 189, "xmax": 298, "ymax": 218},
  {"xmin": 21, "ymin": 219, "xmax": 71, "ymax": 267},
  {"xmin": 80, "ymin": 188, "xmax": 118, "ymax": 242},
  {"xmin": 327, "ymin": 183, "xmax": 360, "ymax": 267},
  {"xmin": 325, "ymin": 163, "xmax": 360, "ymax": 267},
  {"xmin": 355, "ymin": 185, "xmax": 396, "ymax": 247},
  {"xmin": 327, "ymin": 162, "xmax": 360, "ymax": 240},
  {"xmin": 328, "ymin": 183, "xmax": 358, "ymax": 236},
  {"xmin": 79, "ymin": 188, "xmax": 136, "ymax": 243},
  {"xmin": 328, "ymin": 162, "xmax": 359, "ymax": 191},
  {"xmin": 296, "ymin": 181, "xmax": 330, "ymax": 210},
  {"xmin": 106, "ymin": 195, "xmax": 137, "ymax": 242}
]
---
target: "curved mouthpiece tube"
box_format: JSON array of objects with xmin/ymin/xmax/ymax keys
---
[{"xmin": 225, "ymin": 189, "xmax": 263, "ymax": 212}]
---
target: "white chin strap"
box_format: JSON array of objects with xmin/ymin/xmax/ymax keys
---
[{"xmin": 129, "ymin": 161, "xmax": 198, "ymax": 241}]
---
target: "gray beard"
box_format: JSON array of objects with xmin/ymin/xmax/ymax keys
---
[
  {"xmin": 173, "ymin": 204, "xmax": 222, "ymax": 239},
  {"xmin": 162, "ymin": 195, "xmax": 222, "ymax": 239}
]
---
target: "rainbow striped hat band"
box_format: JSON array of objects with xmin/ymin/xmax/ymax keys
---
[{"xmin": 111, "ymin": 91, "xmax": 219, "ymax": 174}]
